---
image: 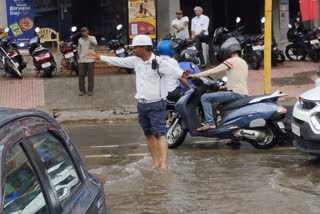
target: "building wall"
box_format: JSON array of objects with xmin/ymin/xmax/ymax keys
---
[{"xmin": 0, "ymin": 0, "xmax": 7, "ymax": 28}]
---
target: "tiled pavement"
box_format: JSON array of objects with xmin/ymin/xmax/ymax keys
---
[{"xmin": 0, "ymin": 61, "xmax": 318, "ymax": 111}]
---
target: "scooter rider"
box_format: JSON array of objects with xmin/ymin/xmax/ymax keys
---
[
  {"xmin": 156, "ymin": 40, "xmax": 191, "ymax": 102},
  {"xmin": 189, "ymin": 37, "xmax": 248, "ymax": 131},
  {"xmin": 87, "ymin": 35, "xmax": 188, "ymax": 170}
]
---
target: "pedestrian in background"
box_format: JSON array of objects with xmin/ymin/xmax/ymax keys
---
[
  {"xmin": 172, "ymin": 9, "xmax": 190, "ymax": 40},
  {"xmin": 191, "ymin": 6, "xmax": 210, "ymax": 69},
  {"xmin": 78, "ymin": 27, "xmax": 97, "ymax": 96},
  {"xmin": 86, "ymin": 35, "xmax": 188, "ymax": 170}
]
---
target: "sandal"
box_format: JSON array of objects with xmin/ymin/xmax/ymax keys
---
[{"xmin": 196, "ymin": 123, "xmax": 217, "ymax": 131}]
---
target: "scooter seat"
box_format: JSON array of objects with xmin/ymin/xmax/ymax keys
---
[{"xmin": 220, "ymin": 95, "xmax": 264, "ymax": 111}]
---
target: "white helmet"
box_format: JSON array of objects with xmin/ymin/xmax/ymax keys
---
[{"xmin": 131, "ymin": 35, "xmax": 153, "ymax": 47}]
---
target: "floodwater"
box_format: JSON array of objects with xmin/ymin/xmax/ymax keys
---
[{"xmin": 64, "ymin": 123, "xmax": 320, "ymax": 214}]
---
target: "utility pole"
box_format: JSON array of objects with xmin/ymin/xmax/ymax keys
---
[{"xmin": 264, "ymin": 0, "xmax": 272, "ymax": 94}]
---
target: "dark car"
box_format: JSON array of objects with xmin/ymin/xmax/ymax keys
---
[{"xmin": 0, "ymin": 108, "xmax": 106, "ymax": 214}]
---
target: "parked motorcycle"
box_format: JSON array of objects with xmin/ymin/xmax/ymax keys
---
[
  {"xmin": 28, "ymin": 27, "xmax": 57, "ymax": 77},
  {"xmin": 59, "ymin": 26, "xmax": 80, "ymax": 76},
  {"xmin": 256, "ymin": 17, "xmax": 285, "ymax": 66},
  {"xmin": 106, "ymin": 24, "xmax": 133, "ymax": 74},
  {"xmin": 212, "ymin": 17, "xmax": 262, "ymax": 70},
  {"xmin": 166, "ymin": 76, "xmax": 288, "ymax": 149},
  {"xmin": 0, "ymin": 27, "xmax": 26, "ymax": 78},
  {"xmin": 285, "ymin": 24, "xmax": 320, "ymax": 62}
]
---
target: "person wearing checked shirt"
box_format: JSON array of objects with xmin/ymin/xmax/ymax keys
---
[{"xmin": 87, "ymin": 35, "xmax": 188, "ymax": 170}]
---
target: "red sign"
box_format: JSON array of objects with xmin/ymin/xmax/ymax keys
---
[{"xmin": 300, "ymin": 0, "xmax": 319, "ymax": 21}]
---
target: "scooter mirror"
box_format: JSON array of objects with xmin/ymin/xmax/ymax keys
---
[
  {"xmin": 288, "ymin": 24, "xmax": 292, "ymax": 28},
  {"xmin": 261, "ymin": 17, "xmax": 265, "ymax": 23},
  {"xmin": 4, "ymin": 27, "xmax": 9, "ymax": 33},
  {"xmin": 222, "ymin": 76, "xmax": 228, "ymax": 82},
  {"xmin": 71, "ymin": 26, "xmax": 77, "ymax": 32},
  {"xmin": 35, "ymin": 27, "xmax": 40, "ymax": 33},
  {"xmin": 236, "ymin": 17, "xmax": 241, "ymax": 24},
  {"xmin": 116, "ymin": 24, "xmax": 123, "ymax": 31},
  {"xmin": 18, "ymin": 42, "xmax": 25, "ymax": 47}
]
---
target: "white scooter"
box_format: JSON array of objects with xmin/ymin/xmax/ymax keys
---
[{"xmin": 291, "ymin": 67, "xmax": 320, "ymax": 155}]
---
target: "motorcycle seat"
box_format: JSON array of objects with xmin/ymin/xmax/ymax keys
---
[{"xmin": 220, "ymin": 94, "xmax": 266, "ymax": 111}]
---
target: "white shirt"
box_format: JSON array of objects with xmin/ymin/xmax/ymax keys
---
[
  {"xmin": 100, "ymin": 53, "xmax": 183, "ymax": 100},
  {"xmin": 191, "ymin": 14, "xmax": 210, "ymax": 36},
  {"xmin": 160, "ymin": 55, "xmax": 181, "ymax": 92},
  {"xmin": 78, "ymin": 36, "xmax": 97, "ymax": 63},
  {"xmin": 171, "ymin": 16, "xmax": 190, "ymax": 40}
]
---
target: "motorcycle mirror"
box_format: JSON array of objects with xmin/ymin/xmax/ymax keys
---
[
  {"xmin": 236, "ymin": 17, "xmax": 241, "ymax": 24},
  {"xmin": 222, "ymin": 76, "xmax": 228, "ymax": 82},
  {"xmin": 71, "ymin": 26, "xmax": 77, "ymax": 32},
  {"xmin": 288, "ymin": 24, "xmax": 292, "ymax": 29},
  {"xmin": 261, "ymin": 17, "xmax": 265, "ymax": 23},
  {"xmin": 18, "ymin": 42, "xmax": 25, "ymax": 47},
  {"xmin": 35, "ymin": 27, "xmax": 40, "ymax": 33},
  {"xmin": 116, "ymin": 24, "xmax": 123, "ymax": 31},
  {"xmin": 4, "ymin": 27, "xmax": 9, "ymax": 33}
]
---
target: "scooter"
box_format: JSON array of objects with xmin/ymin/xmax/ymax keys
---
[
  {"xmin": 106, "ymin": 24, "xmax": 133, "ymax": 74},
  {"xmin": 0, "ymin": 27, "xmax": 26, "ymax": 78},
  {"xmin": 166, "ymin": 76, "xmax": 288, "ymax": 149},
  {"xmin": 59, "ymin": 26, "xmax": 80, "ymax": 76},
  {"xmin": 28, "ymin": 27, "xmax": 57, "ymax": 77}
]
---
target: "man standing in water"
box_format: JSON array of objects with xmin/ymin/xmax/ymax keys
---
[{"xmin": 87, "ymin": 35, "xmax": 188, "ymax": 170}]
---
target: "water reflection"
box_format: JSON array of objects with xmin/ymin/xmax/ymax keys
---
[{"xmin": 90, "ymin": 148, "xmax": 320, "ymax": 214}]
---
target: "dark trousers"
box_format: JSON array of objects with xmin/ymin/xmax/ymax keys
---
[
  {"xmin": 167, "ymin": 87, "xmax": 187, "ymax": 102},
  {"xmin": 194, "ymin": 34, "xmax": 209, "ymax": 65},
  {"xmin": 79, "ymin": 62, "xmax": 95, "ymax": 92}
]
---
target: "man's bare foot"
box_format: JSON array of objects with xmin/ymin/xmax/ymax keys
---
[
  {"xmin": 152, "ymin": 163, "xmax": 160, "ymax": 170},
  {"xmin": 160, "ymin": 164, "xmax": 168, "ymax": 170}
]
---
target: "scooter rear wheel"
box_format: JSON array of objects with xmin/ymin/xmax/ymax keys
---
[
  {"xmin": 249, "ymin": 125, "xmax": 278, "ymax": 149},
  {"xmin": 166, "ymin": 119, "xmax": 187, "ymax": 149}
]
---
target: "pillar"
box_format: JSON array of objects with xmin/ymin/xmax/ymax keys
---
[{"xmin": 156, "ymin": 0, "xmax": 180, "ymax": 41}]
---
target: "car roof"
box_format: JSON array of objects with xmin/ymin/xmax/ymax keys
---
[{"xmin": 0, "ymin": 107, "xmax": 54, "ymax": 129}]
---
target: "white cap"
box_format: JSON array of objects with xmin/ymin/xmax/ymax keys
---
[{"xmin": 131, "ymin": 35, "xmax": 153, "ymax": 47}]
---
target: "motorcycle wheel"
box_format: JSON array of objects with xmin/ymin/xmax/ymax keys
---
[
  {"xmin": 271, "ymin": 53, "xmax": 278, "ymax": 66},
  {"xmin": 277, "ymin": 53, "xmax": 285, "ymax": 63},
  {"xmin": 285, "ymin": 44, "xmax": 306, "ymax": 61},
  {"xmin": 72, "ymin": 61, "xmax": 79, "ymax": 76},
  {"xmin": 166, "ymin": 118, "xmax": 187, "ymax": 149},
  {"xmin": 6, "ymin": 59, "xmax": 22, "ymax": 79},
  {"xmin": 309, "ymin": 50, "xmax": 320, "ymax": 62},
  {"xmin": 249, "ymin": 125, "xmax": 278, "ymax": 149},
  {"xmin": 243, "ymin": 50, "xmax": 261, "ymax": 70}
]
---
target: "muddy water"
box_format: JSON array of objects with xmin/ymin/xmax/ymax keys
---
[{"xmin": 90, "ymin": 147, "xmax": 320, "ymax": 214}]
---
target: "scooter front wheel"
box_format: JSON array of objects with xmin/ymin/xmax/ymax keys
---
[
  {"xmin": 166, "ymin": 118, "xmax": 187, "ymax": 149},
  {"xmin": 249, "ymin": 125, "xmax": 278, "ymax": 149}
]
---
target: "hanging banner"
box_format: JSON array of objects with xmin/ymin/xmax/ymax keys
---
[
  {"xmin": 6, "ymin": 0, "xmax": 34, "ymax": 44},
  {"xmin": 300, "ymin": 0, "xmax": 319, "ymax": 21},
  {"xmin": 128, "ymin": 0, "xmax": 156, "ymax": 39}
]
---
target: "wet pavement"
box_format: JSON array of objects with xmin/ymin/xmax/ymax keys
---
[{"xmin": 63, "ymin": 122, "xmax": 320, "ymax": 214}]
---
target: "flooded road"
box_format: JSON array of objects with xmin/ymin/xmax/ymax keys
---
[{"xmin": 63, "ymin": 122, "xmax": 320, "ymax": 214}]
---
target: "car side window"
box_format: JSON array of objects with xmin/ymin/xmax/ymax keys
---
[
  {"xmin": 28, "ymin": 132, "xmax": 81, "ymax": 206},
  {"xmin": 3, "ymin": 144, "xmax": 49, "ymax": 214}
]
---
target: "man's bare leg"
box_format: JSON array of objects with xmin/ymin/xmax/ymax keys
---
[
  {"xmin": 146, "ymin": 135, "xmax": 160, "ymax": 169},
  {"xmin": 156, "ymin": 135, "xmax": 168, "ymax": 170}
]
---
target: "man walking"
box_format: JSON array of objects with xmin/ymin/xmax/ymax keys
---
[
  {"xmin": 191, "ymin": 6, "xmax": 210, "ymax": 68},
  {"xmin": 78, "ymin": 27, "xmax": 97, "ymax": 96},
  {"xmin": 172, "ymin": 10, "xmax": 190, "ymax": 40},
  {"xmin": 87, "ymin": 35, "xmax": 188, "ymax": 170}
]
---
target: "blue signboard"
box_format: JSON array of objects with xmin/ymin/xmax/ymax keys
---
[{"xmin": 6, "ymin": 0, "xmax": 34, "ymax": 44}]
